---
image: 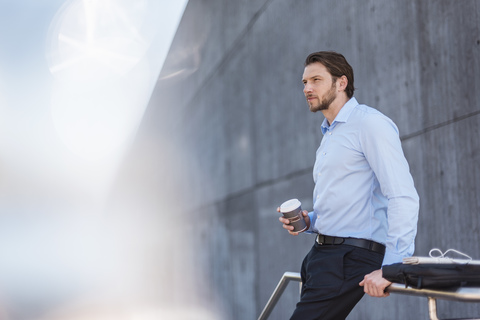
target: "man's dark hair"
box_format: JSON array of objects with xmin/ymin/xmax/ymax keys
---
[{"xmin": 305, "ymin": 51, "xmax": 355, "ymax": 98}]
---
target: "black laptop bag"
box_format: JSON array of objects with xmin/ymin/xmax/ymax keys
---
[{"xmin": 383, "ymin": 263, "xmax": 480, "ymax": 289}]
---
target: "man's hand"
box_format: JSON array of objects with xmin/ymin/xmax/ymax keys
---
[
  {"xmin": 359, "ymin": 269, "xmax": 392, "ymax": 297},
  {"xmin": 277, "ymin": 208, "xmax": 310, "ymax": 235}
]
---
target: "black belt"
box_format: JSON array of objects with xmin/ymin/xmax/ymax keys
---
[{"xmin": 316, "ymin": 234, "xmax": 385, "ymax": 255}]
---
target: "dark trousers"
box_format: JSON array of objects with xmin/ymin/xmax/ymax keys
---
[{"xmin": 290, "ymin": 241, "xmax": 384, "ymax": 320}]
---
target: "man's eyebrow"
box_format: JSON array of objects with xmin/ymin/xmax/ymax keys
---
[{"xmin": 302, "ymin": 75, "xmax": 323, "ymax": 81}]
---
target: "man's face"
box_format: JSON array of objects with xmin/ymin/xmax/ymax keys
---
[{"xmin": 302, "ymin": 62, "xmax": 337, "ymax": 113}]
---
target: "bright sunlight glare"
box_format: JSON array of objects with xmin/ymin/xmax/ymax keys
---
[{"xmin": 0, "ymin": 1, "xmax": 228, "ymax": 320}]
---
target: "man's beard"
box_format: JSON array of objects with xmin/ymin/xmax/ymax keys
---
[{"xmin": 308, "ymin": 83, "xmax": 337, "ymax": 113}]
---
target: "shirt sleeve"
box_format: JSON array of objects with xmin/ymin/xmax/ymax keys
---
[
  {"xmin": 359, "ymin": 113, "xmax": 419, "ymax": 266},
  {"xmin": 305, "ymin": 210, "xmax": 317, "ymax": 234}
]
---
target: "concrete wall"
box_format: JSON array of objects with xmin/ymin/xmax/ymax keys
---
[{"xmin": 119, "ymin": 1, "xmax": 480, "ymax": 319}]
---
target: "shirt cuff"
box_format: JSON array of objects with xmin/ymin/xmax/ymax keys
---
[
  {"xmin": 382, "ymin": 251, "xmax": 404, "ymax": 266},
  {"xmin": 303, "ymin": 211, "xmax": 316, "ymax": 234}
]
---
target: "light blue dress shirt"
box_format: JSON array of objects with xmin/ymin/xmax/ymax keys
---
[{"xmin": 307, "ymin": 97, "xmax": 419, "ymax": 266}]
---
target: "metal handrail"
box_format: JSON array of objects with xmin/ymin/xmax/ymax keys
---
[
  {"xmin": 257, "ymin": 272, "xmax": 301, "ymax": 320},
  {"xmin": 258, "ymin": 272, "xmax": 480, "ymax": 320},
  {"xmin": 387, "ymin": 283, "xmax": 480, "ymax": 320}
]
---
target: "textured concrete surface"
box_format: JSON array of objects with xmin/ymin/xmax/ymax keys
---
[{"xmin": 116, "ymin": 1, "xmax": 480, "ymax": 319}]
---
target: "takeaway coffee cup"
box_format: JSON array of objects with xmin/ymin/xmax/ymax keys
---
[{"xmin": 280, "ymin": 199, "xmax": 307, "ymax": 232}]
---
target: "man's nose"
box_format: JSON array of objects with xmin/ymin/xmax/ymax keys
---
[{"xmin": 304, "ymin": 83, "xmax": 312, "ymax": 94}]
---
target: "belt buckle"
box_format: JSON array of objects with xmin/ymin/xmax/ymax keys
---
[{"xmin": 316, "ymin": 234, "xmax": 324, "ymax": 245}]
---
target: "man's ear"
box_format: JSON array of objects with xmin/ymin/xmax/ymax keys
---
[{"xmin": 338, "ymin": 75, "xmax": 348, "ymax": 92}]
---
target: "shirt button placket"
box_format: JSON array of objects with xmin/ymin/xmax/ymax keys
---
[{"xmin": 323, "ymin": 130, "xmax": 332, "ymax": 156}]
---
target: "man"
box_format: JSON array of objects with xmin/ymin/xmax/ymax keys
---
[{"xmin": 278, "ymin": 51, "xmax": 419, "ymax": 319}]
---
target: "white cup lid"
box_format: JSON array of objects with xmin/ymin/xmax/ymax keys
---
[{"xmin": 280, "ymin": 198, "xmax": 301, "ymax": 212}]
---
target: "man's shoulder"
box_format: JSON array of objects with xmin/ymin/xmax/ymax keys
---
[
  {"xmin": 350, "ymin": 104, "xmax": 399, "ymax": 135},
  {"xmin": 353, "ymin": 103, "xmax": 384, "ymax": 117},
  {"xmin": 352, "ymin": 104, "xmax": 394, "ymax": 124}
]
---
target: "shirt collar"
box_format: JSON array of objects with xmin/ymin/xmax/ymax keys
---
[{"xmin": 321, "ymin": 97, "xmax": 359, "ymax": 134}]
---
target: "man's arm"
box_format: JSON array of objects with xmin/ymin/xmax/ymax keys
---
[
  {"xmin": 359, "ymin": 114, "xmax": 419, "ymax": 297},
  {"xmin": 360, "ymin": 113, "xmax": 419, "ymax": 264}
]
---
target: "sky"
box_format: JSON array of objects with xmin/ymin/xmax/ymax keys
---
[{"xmin": 0, "ymin": 1, "xmax": 225, "ymax": 319}]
